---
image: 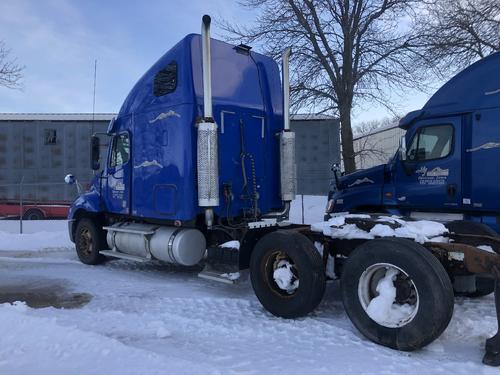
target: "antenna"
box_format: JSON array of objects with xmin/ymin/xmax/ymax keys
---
[
  {"xmin": 91, "ymin": 59, "xmax": 97, "ymax": 176},
  {"xmin": 91, "ymin": 59, "xmax": 97, "ymax": 133}
]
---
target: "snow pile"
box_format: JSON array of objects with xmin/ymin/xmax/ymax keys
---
[
  {"xmin": 273, "ymin": 260, "xmax": 299, "ymax": 293},
  {"xmin": 0, "ymin": 220, "xmax": 73, "ymax": 252},
  {"xmin": 0, "ymin": 302, "xmax": 205, "ymax": 375},
  {"xmin": 0, "ymin": 219, "xmax": 68, "ymax": 234},
  {"xmin": 366, "ymin": 268, "xmax": 416, "ymax": 327},
  {"xmin": 0, "ymin": 222, "xmax": 497, "ymax": 374},
  {"xmin": 478, "ymin": 245, "xmax": 496, "ymax": 254},
  {"xmin": 0, "ymin": 230, "xmax": 73, "ymax": 252},
  {"xmin": 312, "ymin": 214, "xmax": 449, "ymax": 244},
  {"xmin": 220, "ymin": 272, "xmax": 241, "ymax": 281}
]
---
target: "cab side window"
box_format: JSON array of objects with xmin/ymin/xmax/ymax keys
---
[
  {"xmin": 407, "ymin": 125, "xmax": 453, "ymax": 161},
  {"xmin": 110, "ymin": 133, "xmax": 130, "ymax": 167},
  {"xmin": 153, "ymin": 61, "xmax": 177, "ymax": 97}
]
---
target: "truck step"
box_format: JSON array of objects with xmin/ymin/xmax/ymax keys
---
[
  {"xmin": 100, "ymin": 250, "xmax": 149, "ymax": 262},
  {"xmin": 103, "ymin": 226, "xmax": 156, "ymax": 235},
  {"xmin": 198, "ymin": 264, "xmax": 242, "ymax": 285}
]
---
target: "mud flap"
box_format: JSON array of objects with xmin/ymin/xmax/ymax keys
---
[{"xmin": 483, "ymin": 280, "xmax": 500, "ymax": 366}]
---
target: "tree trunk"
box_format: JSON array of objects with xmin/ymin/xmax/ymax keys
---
[{"xmin": 339, "ymin": 104, "xmax": 356, "ymax": 174}]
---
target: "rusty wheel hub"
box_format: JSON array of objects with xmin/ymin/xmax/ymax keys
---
[{"xmin": 78, "ymin": 228, "xmax": 93, "ymax": 256}]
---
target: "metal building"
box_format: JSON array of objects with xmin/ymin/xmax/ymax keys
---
[
  {"xmin": 0, "ymin": 113, "xmax": 112, "ymax": 205},
  {"xmin": 291, "ymin": 115, "xmax": 340, "ymax": 195},
  {"xmin": 353, "ymin": 124, "xmax": 405, "ymax": 170}
]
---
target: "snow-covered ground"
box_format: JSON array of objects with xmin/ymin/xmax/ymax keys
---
[{"xmin": 0, "ymin": 197, "xmax": 498, "ymax": 374}]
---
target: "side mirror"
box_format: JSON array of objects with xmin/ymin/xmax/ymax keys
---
[
  {"xmin": 64, "ymin": 174, "xmax": 83, "ymax": 195},
  {"xmin": 91, "ymin": 135, "xmax": 100, "ymax": 170},
  {"xmin": 64, "ymin": 174, "xmax": 75, "ymax": 185},
  {"xmin": 331, "ymin": 163, "xmax": 342, "ymax": 189},
  {"xmin": 399, "ymin": 135, "xmax": 407, "ymax": 161}
]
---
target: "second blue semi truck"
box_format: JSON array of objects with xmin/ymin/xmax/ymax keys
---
[
  {"xmin": 65, "ymin": 16, "xmax": 500, "ymax": 365},
  {"xmin": 326, "ymin": 51, "xmax": 500, "ymax": 233}
]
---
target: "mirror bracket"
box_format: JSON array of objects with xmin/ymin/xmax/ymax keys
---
[{"xmin": 91, "ymin": 135, "xmax": 100, "ymax": 170}]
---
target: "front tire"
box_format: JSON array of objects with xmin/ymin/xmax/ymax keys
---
[
  {"xmin": 250, "ymin": 231, "xmax": 326, "ymax": 319},
  {"xmin": 341, "ymin": 238, "xmax": 454, "ymax": 351},
  {"xmin": 75, "ymin": 218, "xmax": 107, "ymax": 265}
]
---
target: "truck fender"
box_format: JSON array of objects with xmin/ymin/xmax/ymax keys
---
[
  {"xmin": 67, "ymin": 191, "xmax": 105, "ymax": 243},
  {"xmin": 68, "ymin": 191, "xmax": 104, "ymax": 220}
]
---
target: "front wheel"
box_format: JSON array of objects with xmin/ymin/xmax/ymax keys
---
[
  {"xmin": 75, "ymin": 218, "xmax": 107, "ymax": 265},
  {"xmin": 250, "ymin": 231, "xmax": 326, "ymax": 319},
  {"xmin": 341, "ymin": 238, "xmax": 454, "ymax": 351}
]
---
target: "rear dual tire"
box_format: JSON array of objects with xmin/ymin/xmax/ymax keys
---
[
  {"xmin": 341, "ymin": 238, "xmax": 454, "ymax": 351},
  {"xmin": 250, "ymin": 231, "xmax": 326, "ymax": 319}
]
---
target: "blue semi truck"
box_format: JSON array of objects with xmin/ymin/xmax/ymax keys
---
[
  {"xmin": 326, "ymin": 51, "xmax": 500, "ymax": 232},
  {"xmin": 65, "ymin": 16, "xmax": 500, "ymax": 365}
]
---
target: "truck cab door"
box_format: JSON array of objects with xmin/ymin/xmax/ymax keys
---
[
  {"xmin": 103, "ymin": 132, "xmax": 131, "ymax": 214},
  {"xmin": 395, "ymin": 117, "xmax": 462, "ymax": 213}
]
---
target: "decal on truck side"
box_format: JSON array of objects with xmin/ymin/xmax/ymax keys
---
[
  {"xmin": 415, "ymin": 166, "xmax": 449, "ymax": 185},
  {"xmin": 110, "ymin": 181, "xmax": 125, "ymax": 200},
  {"xmin": 134, "ymin": 160, "xmax": 164, "ymax": 169},
  {"xmin": 485, "ymin": 88, "xmax": 500, "ymax": 96},
  {"xmin": 149, "ymin": 110, "xmax": 181, "ymax": 124},
  {"xmin": 466, "ymin": 142, "xmax": 500, "ymax": 153},
  {"xmin": 348, "ymin": 177, "xmax": 375, "ymax": 187}
]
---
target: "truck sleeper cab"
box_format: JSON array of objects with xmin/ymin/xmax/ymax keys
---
[
  {"xmin": 67, "ymin": 15, "xmax": 297, "ymax": 280},
  {"xmin": 327, "ymin": 51, "xmax": 500, "ymax": 233}
]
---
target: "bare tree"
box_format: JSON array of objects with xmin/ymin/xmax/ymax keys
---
[
  {"xmin": 0, "ymin": 41, "xmax": 23, "ymax": 89},
  {"xmin": 221, "ymin": 0, "xmax": 427, "ymax": 173},
  {"xmin": 417, "ymin": 0, "xmax": 500, "ymax": 74}
]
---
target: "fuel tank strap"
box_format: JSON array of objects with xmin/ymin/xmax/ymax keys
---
[{"xmin": 167, "ymin": 228, "xmax": 183, "ymax": 264}]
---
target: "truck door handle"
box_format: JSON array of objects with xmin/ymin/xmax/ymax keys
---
[{"xmin": 447, "ymin": 184, "xmax": 457, "ymax": 198}]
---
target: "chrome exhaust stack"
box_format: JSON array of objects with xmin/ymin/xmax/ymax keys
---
[
  {"xmin": 201, "ymin": 15, "xmax": 213, "ymax": 120},
  {"xmin": 264, "ymin": 48, "xmax": 296, "ymax": 221},
  {"xmin": 197, "ymin": 14, "xmax": 219, "ymax": 227},
  {"xmin": 279, "ymin": 48, "xmax": 296, "ymax": 204}
]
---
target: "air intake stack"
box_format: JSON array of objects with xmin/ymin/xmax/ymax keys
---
[{"xmin": 197, "ymin": 15, "xmax": 219, "ymax": 227}]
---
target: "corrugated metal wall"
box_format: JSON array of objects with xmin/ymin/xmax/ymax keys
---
[
  {"xmin": 0, "ymin": 120, "xmax": 109, "ymax": 202},
  {"xmin": 291, "ymin": 118, "xmax": 340, "ymax": 195},
  {"xmin": 354, "ymin": 125, "xmax": 405, "ymax": 170}
]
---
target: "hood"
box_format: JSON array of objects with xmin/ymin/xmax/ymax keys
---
[{"xmin": 339, "ymin": 164, "xmax": 386, "ymax": 190}]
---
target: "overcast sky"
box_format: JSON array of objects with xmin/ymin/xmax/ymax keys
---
[{"xmin": 0, "ymin": 0, "xmax": 431, "ymax": 126}]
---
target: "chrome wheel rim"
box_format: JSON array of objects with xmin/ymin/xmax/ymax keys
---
[{"xmin": 358, "ymin": 263, "xmax": 419, "ymax": 328}]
